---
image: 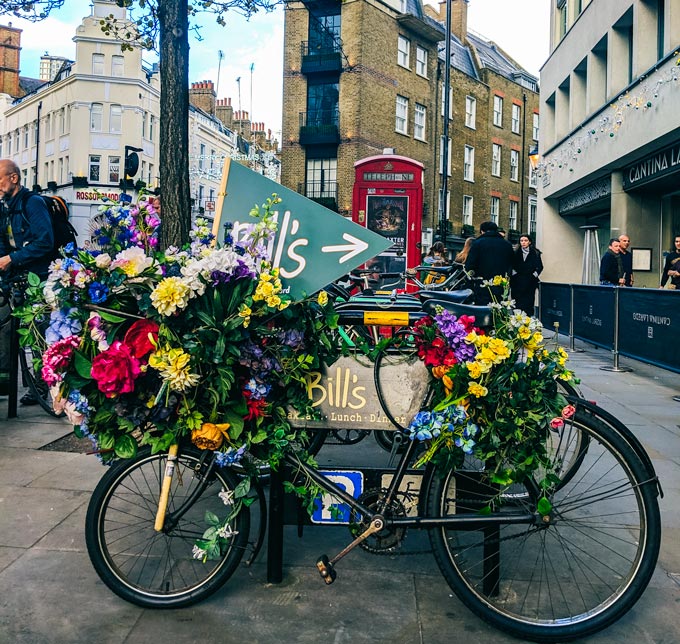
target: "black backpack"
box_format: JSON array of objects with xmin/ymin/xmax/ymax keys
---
[{"xmin": 21, "ymin": 192, "xmax": 78, "ymax": 259}]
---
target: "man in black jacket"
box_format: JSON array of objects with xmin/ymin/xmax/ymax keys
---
[
  {"xmin": 465, "ymin": 221, "xmax": 514, "ymax": 304},
  {"xmin": 599, "ymin": 238, "xmax": 625, "ymax": 286}
]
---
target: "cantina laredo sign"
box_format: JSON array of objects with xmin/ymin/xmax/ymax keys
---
[
  {"xmin": 74, "ymin": 190, "xmax": 121, "ymax": 202},
  {"xmin": 623, "ymin": 142, "xmax": 680, "ymax": 190}
]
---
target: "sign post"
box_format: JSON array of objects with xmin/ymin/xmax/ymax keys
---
[{"xmin": 213, "ymin": 160, "xmax": 392, "ymax": 298}]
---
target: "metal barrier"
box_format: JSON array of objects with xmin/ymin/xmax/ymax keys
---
[{"xmin": 540, "ymin": 283, "xmax": 680, "ymax": 374}]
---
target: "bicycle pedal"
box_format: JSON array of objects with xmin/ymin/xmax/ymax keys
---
[{"xmin": 316, "ymin": 555, "xmax": 337, "ymax": 585}]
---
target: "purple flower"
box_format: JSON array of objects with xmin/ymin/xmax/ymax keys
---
[{"xmin": 434, "ymin": 311, "xmax": 476, "ymax": 362}]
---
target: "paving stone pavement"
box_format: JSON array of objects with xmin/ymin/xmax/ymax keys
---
[{"xmin": 1, "ymin": 338, "xmax": 679, "ymax": 644}]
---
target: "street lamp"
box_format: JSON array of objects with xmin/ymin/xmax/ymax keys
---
[{"xmin": 528, "ymin": 145, "xmax": 540, "ymax": 172}]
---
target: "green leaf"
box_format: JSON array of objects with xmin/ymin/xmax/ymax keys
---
[
  {"xmin": 204, "ymin": 511, "xmax": 221, "ymax": 527},
  {"xmin": 114, "ymin": 434, "xmax": 137, "ymax": 459},
  {"xmin": 223, "ymin": 409, "xmax": 244, "ymax": 440},
  {"xmin": 234, "ymin": 477, "xmax": 250, "ymax": 499},
  {"xmin": 537, "ymin": 497, "xmax": 552, "ymax": 516},
  {"xmin": 98, "ymin": 310, "xmax": 128, "ymax": 323},
  {"xmin": 73, "ymin": 351, "xmax": 93, "ymax": 380},
  {"xmin": 27, "ymin": 272, "xmax": 41, "ymax": 287},
  {"xmin": 251, "ymin": 429, "xmax": 268, "ymax": 444}
]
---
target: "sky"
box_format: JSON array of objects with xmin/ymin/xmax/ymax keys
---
[{"xmin": 3, "ymin": 0, "xmax": 550, "ymax": 143}]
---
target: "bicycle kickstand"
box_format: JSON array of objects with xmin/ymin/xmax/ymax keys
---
[{"xmin": 316, "ymin": 515, "xmax": 385, "ymax": 584}]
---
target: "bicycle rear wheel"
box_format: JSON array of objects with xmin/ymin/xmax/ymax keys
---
[
  {"xmin": 427, "ymin": 410, "xmax": 660, "ymax": 642},
  {"xmin": 86, "ymin": 447, "xmax": 250, "ymax": 608},
  {"xmin": 19, "ymin": 344, "xmax": 64, "ymax": 417}
]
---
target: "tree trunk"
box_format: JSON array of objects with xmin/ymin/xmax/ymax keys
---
[{"xmin": 158, "ymin": 0, "xmax": 191, "ymax": 248}]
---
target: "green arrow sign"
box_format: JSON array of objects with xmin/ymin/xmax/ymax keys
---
[{"xmin": 213, "ymin": 159, "xmax": 392, "ymax": 298}]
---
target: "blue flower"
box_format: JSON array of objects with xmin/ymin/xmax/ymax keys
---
[
  {"xmin": 215, "ymin": 444, "xmax": 246, "ymax": 467},
  {"xmin": 88, "ymin": 281, "xmax": 110, "ymax": 304},
  {"xmin": 45, "ymin": 308, "xmax": 83, "ymax": 345}
]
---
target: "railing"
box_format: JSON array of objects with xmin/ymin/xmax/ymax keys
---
[
  {"xmin": 297, "ymin": 180, "xmax": 338, "ymax": 210},
  {"xmin": 300, "ymin": 40, "xmax": 343, "ymax": 74},
  {"xmin": 299, "ymin": 109, "xmax": 340, "ymax": 144},
  {"xmin": 539, "ymin": 283, "xmax": 680, "ymax": 373}
]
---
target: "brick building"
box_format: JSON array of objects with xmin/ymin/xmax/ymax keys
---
[{"xmin": 281, "ymin": 0, "xmax": 539, "ymax": 246}]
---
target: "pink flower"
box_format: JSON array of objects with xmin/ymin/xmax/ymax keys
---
[
  {"xmin": 41, "ymin": 336, "xmax": 81, "ymax": 386},
  {"xmin": 561, "ymin": 404, "xmax": 576, "ymax": 419},
  {"xmin": 90, "ymin": 340, "xmax": 142, "ymax": 397},
  {"xmin": 550, "ymin": 417, "xmax": 565, "ymax": 430}
]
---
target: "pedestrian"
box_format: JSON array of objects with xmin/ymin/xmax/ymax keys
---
[
  {"xmin": 454, "ymin": 237, "xmax": 474, "ymax": 266},
  {"xmin": 511, "ymin": 234, "xmax": 543, "ymax": 316},
  {"xmin": 465, "ymin": 220, "xmax": 514, "ymax": 304},
  {"xmin": 618, "ymin": 234, "xmax": 633, "ymax": 286},
  {"xmin": 599, "ymin": 238, "xmax": 625, "ymax": 286},
  {"xmin": 660, "ymin": 234, "xmax": 680, "ymax": 289},
  {"xmin": 0, "ymin": 159, "xmax": 54, "ymax": 280},
  {"xmin": 0, "ymin": 158, "xmax": 55, "ymax": 406},
  {"xmin": 423, "ymin": 241, "xmax": 448, "ymax": 266}
]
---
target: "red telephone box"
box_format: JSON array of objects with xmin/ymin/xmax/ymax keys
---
[{"xmin": 352, "ymin": 155, "xmax": 423, "ymax": 290}]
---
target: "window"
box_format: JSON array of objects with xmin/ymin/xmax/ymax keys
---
[
  {"xmin": 111, "ymin": 55, "xmax": 124, "ymax": 77},
  {"xmin": 149, "ymin": 115, "xmax": 155, "ymax": 141},
  {"xmin": 439, "ymin": 136, "xmax": 451, "ymax": 176},
  {"xmin": 6, "ymin": 134, "xmax": 11, "ymax": 155},
  {"xmin": 441, "ymin": 84, "xmax": 453, "ymax": 119},
  {"xmin": 532, "ymin": 113, "xmax": 539, "ymax": 140},
  {"xmin": 33, "ymin": 121, "xmax": 39, "ymax": 144},
  {"xmin": 464, "ymin": 145, "xmax": 475, "ymax": 181},
  {"xmin": 493, "ymin": 95, "xmax": 503, "ymax": 127},
  {"xmin": 438, "ymin": 188, "xmax": 450, "ymax": 221},
  {"xmin": 92, "ymin": 53, "xmax": 104, "ymax": 75},
  {"xmin": 210, "ymin": 149, "xmax": 215, "ymax": 171},
  {"xmin": 529, "ymin": 196, "xmax": 537, "ymax": 233},
  {"xmin": 416, "ymin": 46, "xmax": 427, "ymax": 77},
  {"xmin": 147, "ymin": 163, "xmax": 154, "ymax": 186},
  {"xmin": 492, "ymin": 143, "xmax": 502, "ymax": 176},
  {"xmin": 511, "ymin": 104, "xmax": 521, "ymax": 134},
  {"xmin": 108, "ymin": 156, "xmax": 120, "ymax": 183},
  {"xmin": 306, "ymin": 158, "xmax": 338, "ymax": 199},
  {"xmin": 90, "ymin": 103, "xmax": 103, "ymax": 131},
  {"xmin": 509, "ymin": 201, "xmax": 518, "ymax": 230},
  {"xmin": 308, "ymin": 11, "xmax": 341, "ymax": 51},
  {"xmin": 510, "ymin": 150, "xmax": 519, "ymax": 181},
  {"xmin": 23, "ymin": 127, "xmax": 29, "ymax": 149},
  {"xmin": 110, "ymin": 105, "xmax": 122, "ymax": 133},
  {"xmin": 395, "ymin": 95, "xmax": 408, "ymax": 134},
  {"xmin": 58, "ymin": 158, "xmax": 64, "ymax": 183},
  {"xmin": 414, "ymin": 103, "xmax": 426, "ymax": 140},
  {"xmin": 142, "ymin": 111, "xmax": 147, "ymax": 139},
  {"xmin": 465, "ymin": 95, "xmax": 476, "ymax": 129},
  {"xmin": 60, "ymin": 108, "xmax": 66, "ymax": 134},
  {"xmin": 490, "ymin": 197, "xmax": 500, "ymax": 223},
  {"xmin": 89, "ymin": 155, "xmax": 101, "ymax": 182},
  {"xmin": 199, "ymin": 143, "xmax": 206, "ymax": 171},
  {"xmin": 397, "ymin": 35, "xmax": 410, "ymax": 68},
  {"xmin": 45, "ymin": 113, "xmax": 52, "ymax": 140},
  {"xmin": 463, "ymin": 195, "xmax": 473, "ymax": 226}
]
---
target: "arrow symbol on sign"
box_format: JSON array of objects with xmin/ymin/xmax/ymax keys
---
[{"xmin": 321, "ymin": 234, "xmax": 370, "ymax": 264}]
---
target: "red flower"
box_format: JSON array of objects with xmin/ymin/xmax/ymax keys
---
[
  {"xmin": 123, "ymin": 319, "xmax": 159, "ymax": 360},
  {"xmin": 418, "ymin": 337, "xmax": 457, "ymax": 368},
  {"xmin": 91, "ymin": 341, "xmax": 142, "ymax": 397},
  {"xmin": 245, "ymin": 396, "xmax": 267, "ymax": 420},
  {"xmin": 459, "ymin": 315, "xmax": 478, "ymax": 333}
]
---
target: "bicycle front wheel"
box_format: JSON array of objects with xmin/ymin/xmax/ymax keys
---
[
  {"xmin": 19, "ymin": 344, "xmax": 64, "ymax": 417},
  {"xmin": 427, "ymin": 410, "xmax": 660, "ymax": 642},
  {"xmin": 85, "ymin": 447, "xmax": 250, "ymax": 608}
]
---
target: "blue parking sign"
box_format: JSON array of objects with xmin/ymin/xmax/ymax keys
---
[{"xmin": 311, "ymin": 470, "xmax": 364, "ymax": 524}]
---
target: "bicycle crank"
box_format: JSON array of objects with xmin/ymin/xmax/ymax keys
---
[{"xmin": 315, "ymin": 516, "xmax": 385, "ymax": 585}]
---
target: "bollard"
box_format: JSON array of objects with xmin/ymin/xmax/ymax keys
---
[{"xmin": 600, "ymin": 287, "xmax": 632, "ymax": 373}]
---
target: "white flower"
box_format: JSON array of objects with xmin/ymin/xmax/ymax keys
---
[
  {"xmin": 216, "ymin": 524, "xmax": 238, "ymax": 539},
  {"xmin": 218, "ymin": 487, "xmax": 234, "ymax": 506},
  {"xmin": 192, "ymin": 545, "xmax": 207, "ymax": 561},
  {"xmin": 95, "ymin": 253, "xmax": 112, "ymax": 269},
  {"xmin": 111, "ymin": 247, "xmax": 154, "ymax": 277}
]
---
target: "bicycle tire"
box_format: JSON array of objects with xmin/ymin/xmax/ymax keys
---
[
  {"xmin": 86, "ymin": 447, "xmax": 250, "ymax": 608},
  {"xmin": 18, "ymin": 344, "xmax": 65, "ymax": 418},
  {"xmin": 427, "ymin": 410, "xmax": 661, "ymax": 642},
  {"xmin": 331, "ymin": 428, "xmax": 370, "ymax": 445}
]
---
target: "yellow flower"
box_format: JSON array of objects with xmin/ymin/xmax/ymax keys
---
[
  {"xmin": 518, "ymin": 326, "xmax": 531, "ymax": 340},
  {"xmin": 191, "ymin": 422, "xmax": 230, "ymax": 450},
  {"xmin": 468, "ymin": 382, "xmax": 488, "ymax": 398},
  {"xmin": 266, "ymin": 295, "xmax": 282, "ymax": 308},
  {"xmin": 492, "ymin": 275, "xmax": 507, "ymax": 287},
  {"xmin": 149, "ymin": 347, "xmax": 200, "ymax": 392},
  {"xmin": 442, "ymin": 374, "xmax": 454, "ymax": 393},
  {"xmin": 277, "ymin": 300, "xmax": 290, "ymax": 311},
  {"xmin": 467, "ymin": 361, "xmax": 483, "ymax": 379},
  {"xmin": 150, "ymin": 277, "xmax": 191, "ymax": 316},
  {"xmin": 317, "ymin": 290, "xmax": 328, "ymax": 306}
]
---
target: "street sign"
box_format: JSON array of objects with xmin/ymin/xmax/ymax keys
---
[
  {"xmin": 205, "ymin": 201, "xmax": 215, "ymax": 211},
  {"xmin": 213, "ymin": 159, "xmax": 392, "ymax": 298},
  {"xmin": 311, "ymin": 470, "xmax": 364, "ymax": 524}
]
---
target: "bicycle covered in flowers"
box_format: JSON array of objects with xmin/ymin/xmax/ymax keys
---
[{"xmin": 15, "ymin": 195, "xmax": 661, "ymax": 643}]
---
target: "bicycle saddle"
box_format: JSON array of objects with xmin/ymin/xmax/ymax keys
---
[
  {"xmin": 418, "ymin": 289, "xmax": 473, "ymax": 304},
  {"xmin": 421, "ymin": 300, "xmax": 493, "ymax": 329}
]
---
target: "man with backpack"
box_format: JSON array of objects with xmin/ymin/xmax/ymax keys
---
[
  {"xmin": 0, "ymin": 159, "xmax": 55, "ymax": 280},
  {"xmin": 0, "ymin": 159, "xmax": 55, "ymax": 406}
]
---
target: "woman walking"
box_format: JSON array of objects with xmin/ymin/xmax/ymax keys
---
[{"xmin": 511, "ymin": 234, "xmax": 543, "ymax": 315}]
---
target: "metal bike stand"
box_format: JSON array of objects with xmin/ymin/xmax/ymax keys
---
[
  {"xmin": 267, "ymin": 466, "xmax": 286, "ymax": 584},
  {"xmin": 568, "ymin": 287, "xmax": 583, "ymax": 353},
  {"xmin": 600, "ymin": 288, "xmax": 632, "ymax": 373},
  {"xmin": 7, "ymin": 316, "xmax": 19, "ymax": 419}
]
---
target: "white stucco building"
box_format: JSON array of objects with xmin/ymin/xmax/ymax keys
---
[{"xmin": 538, "ymin": 0, "xmax": 680, "ymax": 287}]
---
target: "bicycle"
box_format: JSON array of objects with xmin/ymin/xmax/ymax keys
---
[
  {"xmin": 0, "ymin": 273, "xmax": 63, "ymax": 417},
  {"xmin": 83, "ymin": 298, "xmax": 661, "ymax": 642}
]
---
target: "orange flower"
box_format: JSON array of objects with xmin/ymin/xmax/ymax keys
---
[
  {"xmin": 191, "ymin": 422, "xmax": 230, "ymax": 450},
  {"xmin": 442, "ymin": 374, "xmax": 454, "ymax": 393},
  {"xmin": 432, "ymin": 365, "xmax": 449, "ymax": 379}
]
